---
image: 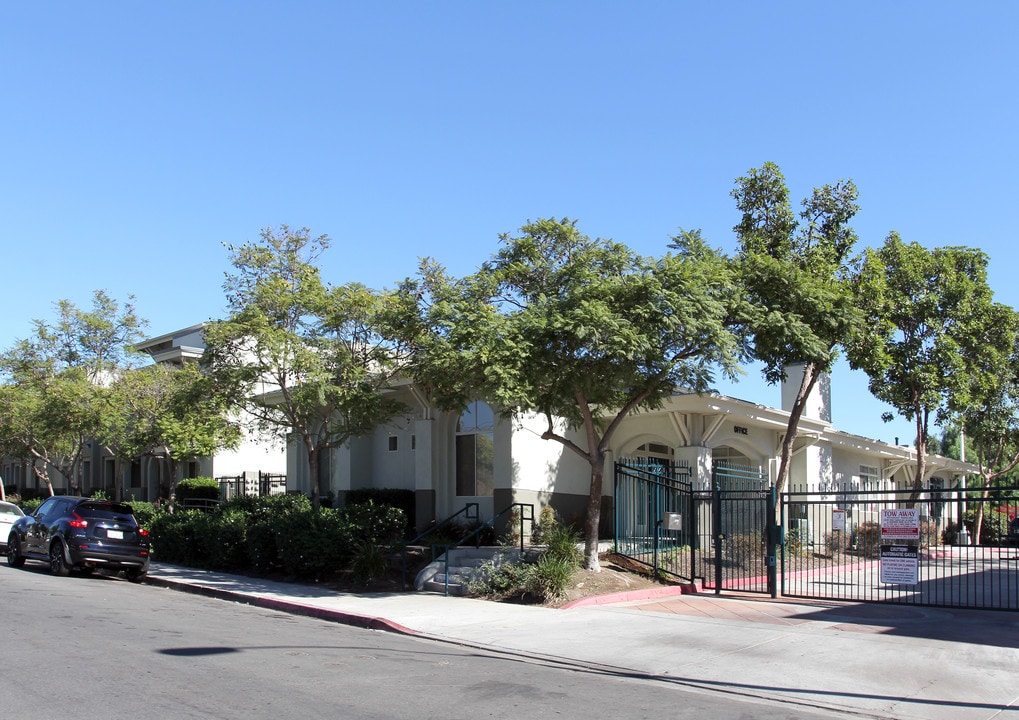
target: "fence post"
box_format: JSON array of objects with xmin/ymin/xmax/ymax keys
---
[{"xmin": 766, "ymin": 484, "xmax": 778, "ymax": 598}]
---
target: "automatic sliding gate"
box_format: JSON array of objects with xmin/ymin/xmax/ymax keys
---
[
  {"xmin": 617, "ymin": 465, "xmax": 1019, "ymax": 610},
  {"xmin": 781, "ymin": 485, "xmax": 1019, "ymax": 610}
]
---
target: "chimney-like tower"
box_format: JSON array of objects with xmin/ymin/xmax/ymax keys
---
[{"xmin": 780, "ymin": 362, "xmax": 831, "ymax": 422}]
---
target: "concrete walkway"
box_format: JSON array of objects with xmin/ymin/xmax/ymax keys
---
[{"xmin": 145, "ymin": 563, "xmax": 1019, "ymax": 720}]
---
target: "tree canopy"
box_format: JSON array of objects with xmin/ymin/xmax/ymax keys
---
[
  {"xmin": 202, "ymin": 225, "xmax": 415, "ymax": 510},
  {"xmin": 849, "ymin": 234, "xmax": 1002, "ymax": 493},
  {"xmin": 729, "ymin": 162, "xmax": 862, "ymax": 493},
  {"xmin": 411, "ymin": 218, "xmax": 742, "ymax": 570}
]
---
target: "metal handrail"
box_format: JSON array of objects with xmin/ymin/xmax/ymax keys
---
[
  {"xmin": 398, "ymin": 503, "xmax": 479, "ymax": 590},
  {"xmin": 433, "ymin": 502, "xmax": 534, "ymax": 596}
]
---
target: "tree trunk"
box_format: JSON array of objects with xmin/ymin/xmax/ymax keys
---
[
  {"xmin": 776, "ymin": 362, "xmax": 819, "ymax": 495},
  {"xmin": 583, "ymin": 461, "xmax": 604, "ymax": 572},
  {"xmin": 911, "ymin": 411, "xmax": 927, "ymax": 503},
  {"xmin": 308, "ymin": 447, "xmax": 321, "ymax": 512}
]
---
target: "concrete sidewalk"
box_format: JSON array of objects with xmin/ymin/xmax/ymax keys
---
[{"xmin": 145, "ymin": 563, "xmax": 1019, "ymax": 720}]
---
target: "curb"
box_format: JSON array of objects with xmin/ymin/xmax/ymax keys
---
[
  {"xmin": 560, "ymin": 581, "xmax": 699, "ymax": 609},
  {"xmin": 144, "ymin": 576, "xmax": 421, "ymax": 636}
]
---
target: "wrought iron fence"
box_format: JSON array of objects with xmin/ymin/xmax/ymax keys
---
[
  {"xmin": 780, "ymin": 484, "xmax": 1019, "ymax": 610},
  {"xmin": 217, "ymin": 472, "xmax": 288, "ymax": 500},
  {"xmin": 614, "ymin": 459, "xmax": 695, "ymax": 582}
]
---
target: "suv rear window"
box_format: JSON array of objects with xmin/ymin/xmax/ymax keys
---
[{"xmin": 76, "ymin": 501, "xmax": 137, "ymax": 522}]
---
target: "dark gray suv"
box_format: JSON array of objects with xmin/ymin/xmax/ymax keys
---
[{"xmin": 6, "ymin": 497, "xmax": 150, "ymax": 582}]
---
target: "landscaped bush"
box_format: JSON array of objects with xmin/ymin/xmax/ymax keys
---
[
  {"xmin": 341, "ymin": 500, "xmax": 407, "ymax": 545},
  {"xmin": 526, "ymin": 554, "xmax": 575, "ymax": 603},
  {"xmin": 725, "ymin": 531, "xmax": 763, "ymax": 564},
  {"xmin": 345, "ymin": 488, "xmax": 415, "ymax": 533},
  {"xmin": 19, "ymin": 497, "xmax": 43, "ymax": 513},
  {"xmin": 541, "ymin": 522, "xmax": 583, "ymax": 567},
  {"xmin": 825, "ymin": 530, "xmax": 850, "ymax": 556},
  {"xmin": 853, "ymin": 521, "xmax": 882, "ymax": 558},
  {"xmin": 144, "ymin": 493, "xmax": 409, "ymax": 579},
  {"xmin": 125, "ymin": 501, "xmax": 161, "ymax": 529},
  {"xmin": 350, "ymin": 539, "xmax": 389, "ymax": 584},
  {"xmin": 175, "ymin": 477, "xmax": 221, "ymax": 502},
  {"xmin": 274, "ymin": 509, "xmax": 348, "ymax": 579}
]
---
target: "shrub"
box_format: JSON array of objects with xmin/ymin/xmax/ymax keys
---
[
  {"xmin": 527, "ymin": 554, "xmax": 575, "ymax": 603},
  {"xmin": 725, "ymin": 531, "xmax": 763, "ymax": 564},
  {"xmin": 246, "ymin": 518, "xmax": 282, "ymax": 573},
  {"xmin": 175, "ymin": 477, "xmax": 221, "ymax": 502},
  {"xmin": 466, "ymin": 560, "xmax": 534, "ymax": 597},
  {"xmin": 784, "ymin": 527, "xmax": 805, "ymax": 557},
  {"xmin": 209, "ymin": 510, "xmax": 249, "ymax": 570},
  {"xmin": 350, "ymin": 540, "xmax": 389, "ymax": 585},
  {"xmin": 852, "ymin": 521, "xmax": 882, "ymax": 557},
  {"xmin": 275, "ymin": 509, "xmax": 347, "ymax": 579},
  {"xmin": 19, "ymin": 497, "xmax": 43, "ymax": 514},
  {"xmin": 530, "ymin": 505, "xmax": 558, "ymax": 545},
  {"xmin": 149, "ymin": 510, "xmax": 208, "ymax": 566},
  {"xmin": 340, "ymin": 500, "xmax": 406, "ymax": 545},
  {"xmin": 345, "ymin": 488, "xmax": 415, "ymax": 532},
  {"xmin": 542, "ymin": 523, "xmax": 582, "ymax": 567},
  {"xmin": 125, "ymin": 501, "xmax": 161, "ymax": 529},
  {"xmin": 825, "ymin": 530, "xmax": 849, "ymax": 556},
  {"xmin": 223, "ymin": 492, "xmax": 310, "ymax": 521}
]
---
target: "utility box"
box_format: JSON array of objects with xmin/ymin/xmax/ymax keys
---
[{"xmin": 662, "ymin": 512, "xmax": 683, "ymax": 531}]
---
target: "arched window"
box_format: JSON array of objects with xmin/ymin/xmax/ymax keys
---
[{"xmin": 456, "ymin": 401, "xmax": 494, "ymax": 497}]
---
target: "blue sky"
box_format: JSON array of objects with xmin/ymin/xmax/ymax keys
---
[{"xmin": 2, "ymin": 1, "xmax": 1016, "ymax": 448}]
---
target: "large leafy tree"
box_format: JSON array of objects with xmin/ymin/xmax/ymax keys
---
[
  {"xmin": 730, "ymin": 162, "xmax": 862, "ymax": 493},
  {"xmin": 849, "ymin": 235, "xmax": 1001, "ymax": 495},
  {"xmin": 412, "ymin": 218, "xmax": 742, "ymax": 571},
  {"xmin": 202, "ymin": 226, "xmax": 414, "ymax": 511},
  {"xmin": 950, "ymin": 304, "xmax": 1019, "ymax": 539},
  {"xmin": 0, "ymin": 290, "xmax": 145, "ymax": 495},
  {"xmin": 95, "ymin": 362, "xmax": 242, "ymax": 507}
]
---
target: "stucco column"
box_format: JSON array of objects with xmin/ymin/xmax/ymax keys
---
[
  {"xmin": 413, "ymin": 418, "xmax": 436, "ymax": 531},
  {"xmin": 674, "ymin": 446, "xmax": 712, "ymax": 490}
]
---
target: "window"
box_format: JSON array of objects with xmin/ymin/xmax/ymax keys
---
[
  {"xmin": 860, "ymin": 464, "xmax": 881, "ymax": 512},
  {"xmin": 456, "ymin": 401, "xmax": 494, "ymax": 496},
  {"xmin": 388, "ymin": 436, "xmax": 398, "ymax": 452},
  {"xmin": 859, "ymin": 465, "xmax": 880, "ymax": 491}
]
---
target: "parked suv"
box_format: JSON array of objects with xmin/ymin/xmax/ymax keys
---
[{"xmin": 6, "ymin": 497, "xmax": 150, "ymax": 582}]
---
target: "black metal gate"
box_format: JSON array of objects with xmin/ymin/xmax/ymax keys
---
[
  {"xmin": 614, "ymin": 459, "xmax": 696, "ymax": 582},
  {"xmin": 781, "ymin": 484, "xmax": 1019, "ymax": 610},
  {"xmin": 695, "ymin": 464, "xmax": 775, "ymax": 594},
  {"xmin": 614, "ymin": 460, "xmax": 776, "ymax": 594}
]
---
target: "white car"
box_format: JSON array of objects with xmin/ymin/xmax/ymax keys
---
[{"xmin": 0, "ymin": 501, "xmax": 25, "ymax": 548}]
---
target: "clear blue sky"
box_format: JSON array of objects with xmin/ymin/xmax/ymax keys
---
[{"xmin": 2, "ymin": 2, "xmax": 1016, "ymax": 448}]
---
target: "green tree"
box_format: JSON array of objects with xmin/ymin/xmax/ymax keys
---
[
  {"xmin": 730, "ymin": 162, "xmax": 862, "ymax": 493},
  {"xmin": 411, "ymin": 219, "xmax": 741, "ymax": 571},
  {"xmin": 202, "ymin": 226, "xmax": 414, "ymax": 511},
  {"xmin": 950, "ymin": 304, "xmax": 1019, "ymax": 540},
  {"xmin": 849, "ymin": 235, "xmax": 1001, "ymax": 495},
  {"xmin": 95, "ymin": 362, "xmax": 242, "ymax": 507},
  {"xmin": 0, "ymin": 291, "xmax": 145, "ymax": 495}
]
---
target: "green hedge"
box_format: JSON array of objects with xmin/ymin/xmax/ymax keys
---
[
  {"xmin": 147, "ymin": 498, "xmax": 406, "ymax": 579},
  {"xmin": 175, "ymin": 477, "xmax": 221, "ymax": 502},
  {"xmin": 346, "ymin": 488, "xmax": 415, "ymax": 532}
]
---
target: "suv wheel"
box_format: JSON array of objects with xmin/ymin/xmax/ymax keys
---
[
  {"xmin": 6, "ymin": 535, "xmax": 25, "ymax": 568},
  {"xmin": 125, "ymin": 568, "xmax": 146, "ymax": 583},
  {"xmin": 49, "ymin": 540, "xmax": 70, "ymax": 576}
]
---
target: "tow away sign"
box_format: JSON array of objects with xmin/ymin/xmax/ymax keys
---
[{"xmin": 881, "ymin": 508, "xmax": 920, "ymax": 540}]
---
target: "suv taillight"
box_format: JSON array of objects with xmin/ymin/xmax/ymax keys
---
[
  {"xmin": 138, "ymin": 527, "xmax": 149, "ymax": 538},
  {"xmin": 68, "ymin": 512, "xmax": 88, "ymax": 529}
]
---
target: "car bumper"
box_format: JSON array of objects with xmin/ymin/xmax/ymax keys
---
[{"xmin": 68, "ymin": 543, "xmax": 151, "ymax": 570}]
